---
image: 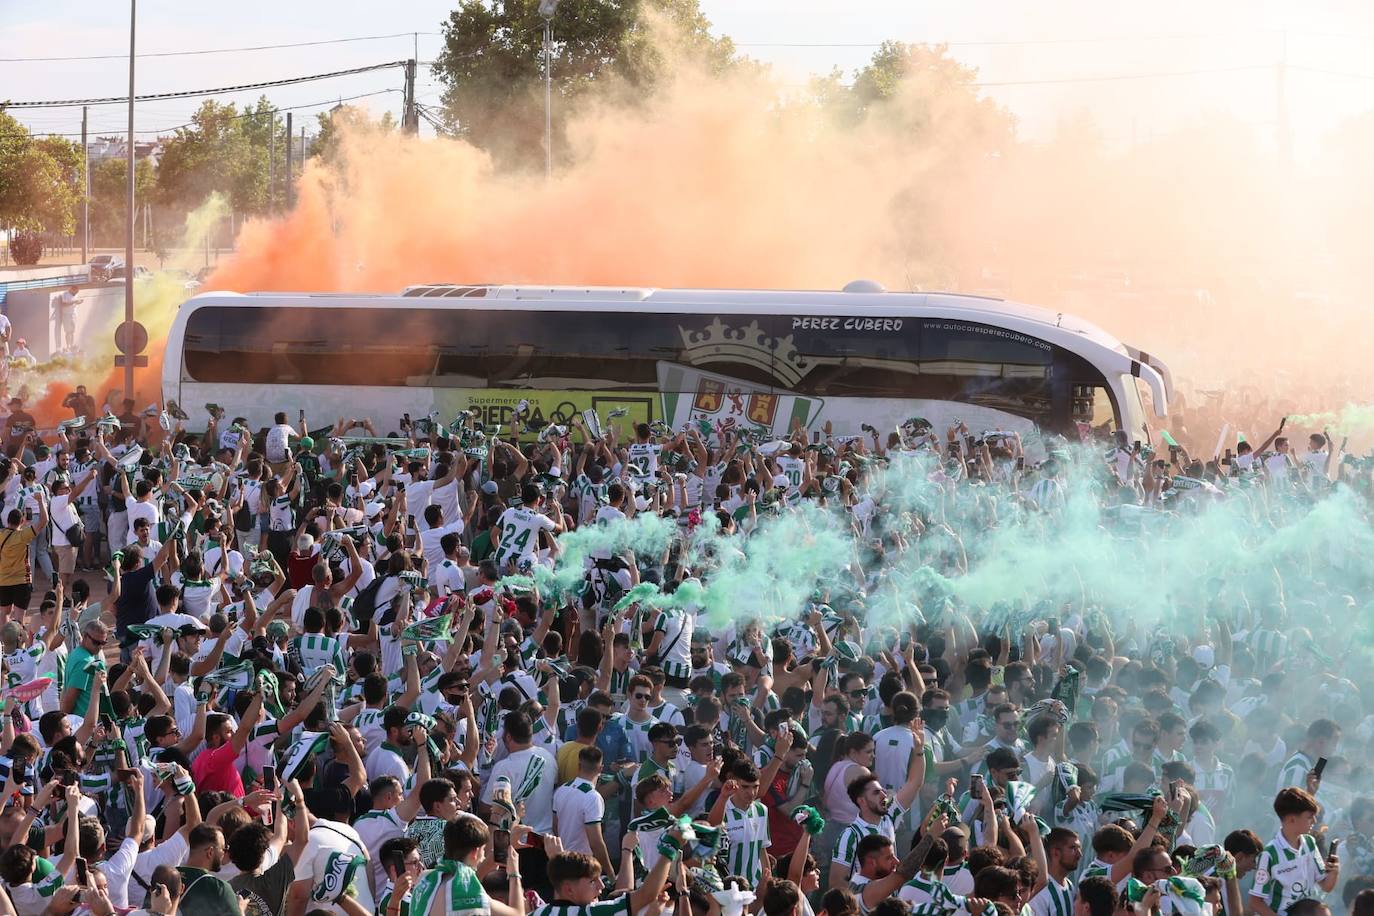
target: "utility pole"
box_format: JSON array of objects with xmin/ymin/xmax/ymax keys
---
[
  {"xmin": 539, "ymin": 0, "xmax": 561, "ymax": 179},
  {"xmin": 124, "ymin": 0, "xmax": 136, "ymax": 400},
  {"xmin": 80, "ymin": 106, "xmax": 88, "ymax": 266},
  {"xmin": 285, "ymin": 111, "xmax": 293, "ymax": 208},
  {"xmin": 1275, "ymin": 30, "xmax": 1292, "ymax": 171},
  {"xmin": 268, "ymin": 111, "xmax": 276, "ymax": 213},
  {"xmin": 403, "ymin": 59, "xmax": 419, "ymax": 134}
]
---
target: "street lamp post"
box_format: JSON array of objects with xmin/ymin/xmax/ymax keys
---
[
  {"xmin": 539, "ymin": 0, "xmax": 560, "ymax": 180},
  {"xmin": 124, "ymin": 0, "xmax": 136, "ymax": 401}
]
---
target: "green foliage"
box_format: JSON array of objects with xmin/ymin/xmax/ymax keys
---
[
  {"xmin": 311, "ymin": 105, "xmax": 397, "ymax": 168},
  {"xmin": 88, "ymin": 156, "xmax": 156, "ymax": 245},
  {"xmin": 7, "ymin": 231, "xmax": 43, "ymax": 265},
  {"xmin": 432, "ymin": 0, "xmax": 736, "ymax": 168},
  {"xmin": 0, "ymin": 111, "xmax": 81, "ymax": 234},
  {"xmin": 155, "ymin": 97, "xmax": 278, "ymax": 215}
]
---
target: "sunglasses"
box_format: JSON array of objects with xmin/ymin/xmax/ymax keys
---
[
  {"xmin": 657, "ymin": 737, "xmax": 683, "ymax": 746},
  {"xmin": 633, "ymin": 693, "xmax": 652, "ymax": 701},
  {"xmin": 848, "ymin": 690, "xmax": 867, "ymax": 698}
]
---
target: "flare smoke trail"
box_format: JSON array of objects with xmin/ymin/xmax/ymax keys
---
[{"xmin": 516, "ymin": 443, "xmax": 1374, "ymax": 697}]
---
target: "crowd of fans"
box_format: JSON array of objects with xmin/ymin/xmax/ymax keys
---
[{"xmin": 0, "ymin": 395, "xmax": 1364, "ymax": 916}]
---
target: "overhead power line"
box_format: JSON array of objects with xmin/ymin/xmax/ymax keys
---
[
  {"xmin": 0, "ymin": 31, "xmax": 439, "ymax": 63},
  {"xmin": 1, "ymin": 60, "xmax": 409, "ymax": 109},
  {"xmin": 31, "ymin": 88, "xmax": 402, "ymax": 138},
  {"xmin": 975, "ymin": 64, "xmax": 1272, "ymax": 87},
  {"xmin": 1289, "ymin": 64, "xmax": 1374, "ymax": 80},
  {"xmin": 735, "ymin": 33, "xmax": 1246, "ymax": 49}
]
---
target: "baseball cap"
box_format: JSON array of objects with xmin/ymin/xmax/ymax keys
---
[
  {"xmin": 772, "ymin": 474, "xmax": 789, "ymax": 489},
  {"xmin": 481, "ymin": 480, "xmax": 499, "ymax": 495}
]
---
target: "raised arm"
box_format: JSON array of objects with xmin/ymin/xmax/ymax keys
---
[
  {"xmin": 329, "ymin": 720, "xmax": 368, "ymax": 797},
  {"xmin": 1252, "ymin": 417, "xmax": 1286, "ymax": 457},
  {"xmin": 894, "ymin": 723, "xmax": 927, "ymax": 811},
  {"xmin": 231, "ymin": 690, "xmax": 265, "ymax": 753},
  {"xmin": 1110, "ymin": 795, "xmax": 1168, "ymax": 886}
]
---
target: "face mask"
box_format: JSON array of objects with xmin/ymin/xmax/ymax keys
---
[{"xmin": 922, "ymin": 708, "xmax": 949, "ymax": 731}]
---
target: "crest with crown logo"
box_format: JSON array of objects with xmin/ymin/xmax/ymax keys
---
[{"xmin": 678, "ymin": 319, "xmax": 810, "ymax": 387}]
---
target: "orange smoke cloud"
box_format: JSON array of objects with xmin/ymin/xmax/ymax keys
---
[{"xmin": 196, "ymin": 36, "xmax": 1374, "ymax": 446}]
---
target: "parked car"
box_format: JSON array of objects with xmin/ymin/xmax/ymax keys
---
[
  {"xmin": 88, "ymin": 254, "xmax": 124, "ymax": 281},
  {"xmin": 164, "ymin": 268, "xmax": 202, "ymax": 293},
  {"xmin": 109, "ymin": 265, "xmax": 152, "ymax": 281}
]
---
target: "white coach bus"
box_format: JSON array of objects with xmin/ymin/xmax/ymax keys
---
[{"xmin": 161, "ymin": 281, "xmax": 1172, "ymax": 445}]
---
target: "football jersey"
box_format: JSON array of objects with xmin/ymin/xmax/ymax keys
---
[
  {"xmin": 268, "ymin": 495, "xmax": 294, "ymax": 531},
  {"xmin": 1251, "ymin": 832, "xmax": 1327, "ymax": 915},
  {"xmin": 833, "ymin": 805, "xmax": 906, "ymax": 879},
  {"xmin": 722, "ymin": 798, "xmax": 769, "ymax": 886},
  {"xmin": 1029, "ymin": 876, "xmax": 1075, "ymax": 916},
  {"xmin": 292, "ymin": 633, "xmax": 346, "ymax": 680},
  {"xmin": 552, "ymin": 777, "xmax": 605, "ymax": 854},
  {"xmin": 492, "ymin": 506, "xmax": 556, "ymax": 566},
  {"xmin": 776, "ymin": 455, "xmax": 805, "ymax": 491},
  {"xmin": 627, "ymin": 442, "xmax": 661, "ymax": 477},
  {"xmin": 649, "ymin": 607, "xmax": 693, "ymax": 681}
]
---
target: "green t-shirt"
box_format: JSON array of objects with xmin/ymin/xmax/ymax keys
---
[
  {"xmin": 177, "ymin": 866, "xmax": 242, "ymax": 916},
  {"xmin": 469, "ymin": 530, "xmax": 494, "ymax": 564},
  {"xmin": 62, "ymin": 645, "xmax": 103, "ymax": 716}
]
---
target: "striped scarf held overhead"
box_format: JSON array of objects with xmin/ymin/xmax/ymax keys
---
[{"xmin": 1098, "ymin": 791, "xmax": 1160, "ymax": 814}]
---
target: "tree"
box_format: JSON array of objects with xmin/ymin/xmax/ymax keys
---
[
  {"xmin": 839, "ymin": 41, "xmax": 1014, "ymax": 151},
  {"xmin": 88, "ymin": 156, "xmax": 156, "ymax": 246},
  {"xmin": 310, "ymin": 104, "xmax": 396, "ymax": 168},
  {"xmin": 0, "ymin": 111, "xmax": 81, "ymax": 234},
  {"xmin": 155, "ymin": 98, "xmax": 274, "ymax": 215},
  {"xmin": 433, "ymin": 0, "xmax": 736, "ymax": 169}
]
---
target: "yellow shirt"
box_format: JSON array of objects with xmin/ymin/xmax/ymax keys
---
[
  {"xmin": 557, "ymin": 738, "xmax": 596, "ymax": 784},
  {"xmin": 0, "ymin": 526, "xmax": 37, "ymax": 586}
]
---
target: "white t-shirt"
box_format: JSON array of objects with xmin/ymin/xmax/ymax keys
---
[
  {"xmin": 49, "ymin": 494, "xmax": 79, "ymax": 547},
  {"xmin": 482, "ymin": 746, "xmax": 558, "ymax": 834},
  {"xmin": 240, "ymin": 479, "xmax": 263, "ymax": 522},
  {"xmin": 552, "ymin": 776, "xmax": 606, "ymax": 854},
  {"xmin": 354, "ymin": 808, "xmax": 405, "ymax": 897},
  {"xmin": 132, "ymin": 829, "xmax": 189, "ymax": 890},
  {"xmin": 300, "ymin": 819, "xmax": 375, "ymax": 916},
  {"xmin": 432, "ymin": 559, "xmax": 466, "ymax": 596},
  {"xmin": 430, "ymin": 480, "xmax": 460, "ymax": 526},
  {"xmin": 126, "ymin": 497, "xmax": 159, "ymax": 532},
  {"xmin": 405, "ymin": 479, "xmax": 434, "ymax": 529},
  {"xmin": 1264, "ymin": 452, "xmax": 1291, "ymax": 482},
  {"xmin": 364, "ymin": 744, "xmax": 410, "ymax": 785},
  {"xmin": 418, "ymin": 520, "xmax": 464, "ymax": 565},
  {"xmin": 203, "ymin": 545, "xmax": 244, "ymax": 578},
  {"xmin": 341, "ymin": 555, "xmax": 376, "ymax": 598},
  {"xmin": 265, "ymin": 423, "xmax": 296, "ymax": 463}
]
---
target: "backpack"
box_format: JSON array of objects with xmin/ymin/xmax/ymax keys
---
[
  {"xmin": 233, "ymin": 499, "xmax": 254, "ymax": 532},
  {"xmin": 351, "ymin": 574, "xmax": 390, "ymax": 630}
]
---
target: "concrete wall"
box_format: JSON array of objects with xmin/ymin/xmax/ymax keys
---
[{"xmin": 5, "ymin": 283, "xmax": 123, "ymax": 361}]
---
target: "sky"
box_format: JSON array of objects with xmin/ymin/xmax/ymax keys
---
[{"xmin": 6, "ymin": 1, "xmax": 1374, "ymax": 156}]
